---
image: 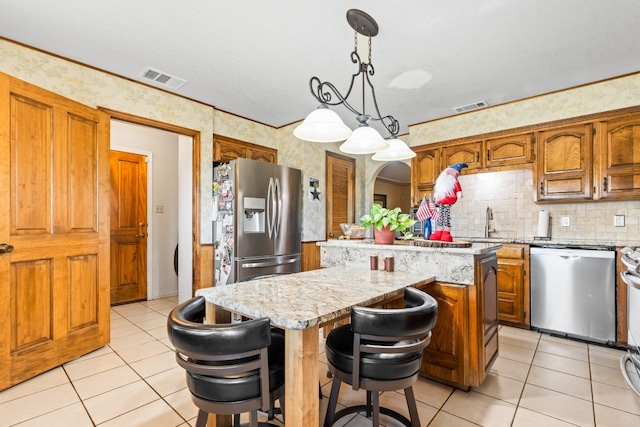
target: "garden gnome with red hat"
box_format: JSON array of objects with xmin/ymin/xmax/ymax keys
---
[{"xmin": 429, "ymin": 162, "xmax": 468, "ymax": 242}]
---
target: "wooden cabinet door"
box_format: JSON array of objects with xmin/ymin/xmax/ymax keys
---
[
  {"xmin": 246, "ymin": 147, "xmax": 276, "ymax": 163},
  {"xmin": 412, "ymin": 147, "xmax": 440, "ymax": 203},
  {"xmin": 216, "ymin": 140, "xmax": 245, "ymax": 162},
  {"xmin": 536, "ymin": 123, "xmax": 593, "ymax": 201},
  {"xmin": 419, "ymin": 282, "xmax": 467, "ymax": 386},
  {"xmin": 497, "ymin": 259, "xmax": 524, "ymax": 323},
  {"xmin": 597, "ymin": 114, "xmax": 640, "ymax": 200},
  {"xmin": 213, "ymin": 135, "xmax": 277, "ymax": 164},
  {"xmin": 0, "ymin": 74, "xmax": 110, "ymax": 391},
  {"xmin": 497, "ymin": 244, "xmax": 529, "ymax": 327},
  {"xmin": 485, "ymin": 133, "xmax": 534, "ymax": 168},
  {"xmin": 477, "ymin": 254, "xmax": 499, "ymax": 376},
  {"xmin": 442, "ymin": 141, "xmax": 482, "ymax": 171}
]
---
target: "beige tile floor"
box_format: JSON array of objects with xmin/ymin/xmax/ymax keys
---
[{"xmin": 2, "ymin": 297, "xmax": 640, "ymax": 426}]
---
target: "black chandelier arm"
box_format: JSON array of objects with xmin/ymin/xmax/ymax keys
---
[
  {"xmin": 368, "ymin": 114, "xmax": 400, "ymax": 137},
  {"xmin": 307, "ymin": 47, "xmax": 400, "ymax": 137},
  {"xmin": 308, "ymin": 77, "xmax": 363, "ymax": 117}
]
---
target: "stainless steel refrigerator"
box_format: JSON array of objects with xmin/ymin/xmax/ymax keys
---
[{"xmin": 213, "ymin": 158, "xmax": 302, "ymax": 284}]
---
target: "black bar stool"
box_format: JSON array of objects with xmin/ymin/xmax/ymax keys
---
[
  {"xmin": 323, "ymin": 287, "xmax": 438, "ymax": 427},
  {"xmin": 167, "ymin": 296, "xmax": 285, "ymax": 427}
]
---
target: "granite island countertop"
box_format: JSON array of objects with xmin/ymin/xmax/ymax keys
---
[
  {"xmin": 196, "ymin": 266, "xmax": 435, "ymax": 330},
  {"xmin": 318, "ymin": 239, "xmax": 501, "ymax": 285}
]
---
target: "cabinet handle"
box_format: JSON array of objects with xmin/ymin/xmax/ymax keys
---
[
  {"xmin": 136, "ymin": 233, "xmax": 145, "ymax": 238},
  {"xmin": 603, "ymin": 177, "xmax": 608, "ymax": 192},
  {"xmin": 540, "ymin": 181, "xmax": 545, "ymax": 193}
]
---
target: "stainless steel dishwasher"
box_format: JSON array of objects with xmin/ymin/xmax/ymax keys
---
[{"xmin": 530, "ymin": 244, "xmax": 616, "ymax": 345}]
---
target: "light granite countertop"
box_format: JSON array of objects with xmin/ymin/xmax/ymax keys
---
[
  {"xmin": 196, "ymin": 266, "xmax": 435, "ymax": 330},
  {"xmin": 318, "ymin": 238, "xmax": 501, "ymax": 255},
  {"xmin": 455, "ymin": 236, "xmax": 634, "ymax": 248},
  {"xmin": 318, "ymin": 239, "xmax": 501, "ymax": 285}
]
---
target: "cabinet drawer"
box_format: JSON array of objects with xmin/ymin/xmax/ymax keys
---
[{"xmin": 496, "ymin": 246, "xmax": 524, "ymax": 259}]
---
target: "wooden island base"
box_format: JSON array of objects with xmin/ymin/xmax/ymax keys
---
[{"xmin": 319, "ymin": 239, "xmax": 500, "ymax": 390}]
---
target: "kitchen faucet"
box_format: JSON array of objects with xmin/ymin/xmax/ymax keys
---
[{"xmin": 485, "ymin": 206, "xmax": 496, "ymax": 238}]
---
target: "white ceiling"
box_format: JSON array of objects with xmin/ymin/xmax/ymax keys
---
[{"xmin": 1, "ymin": 1, "xmax": 640, "ymax": 139}]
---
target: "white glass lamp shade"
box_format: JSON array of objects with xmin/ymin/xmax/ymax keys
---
[
  {"xmin": 339, "ymin": 126, "xmax": 389, "ymax": 154},
  {"xmin": 293, "ymin": 107, "xmax": 352, "ymax": 143},
  {"xmin": 371, "ymin": 138, "xmax": 416, "ymax": 161}
]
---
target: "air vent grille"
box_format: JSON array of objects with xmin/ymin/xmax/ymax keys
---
[
  {"xmin": 139, "ymin": 67, "xmax": 187, "ymax": 90},
  {"xmin": 453, "ymin": 100, "xmax": 488, "ymax": 113}
]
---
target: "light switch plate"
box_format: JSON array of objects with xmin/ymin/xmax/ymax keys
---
[
  {"xmin": 614, "ymin": 214, "xmax": 625, "ymax": 227},
  {"xmin": 561, "ymin": 216, "xmax": 571, "ymax": 227}
]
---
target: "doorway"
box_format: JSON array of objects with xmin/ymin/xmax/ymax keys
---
[
  {"xmin": 109, "ymin": 118, "xmax": 193, "ymax": 302},
  {"xmin": 326, "ymin": 152, "xmax": 356, "ymax": 239},
  {"xmin": 373, "ymin": 162, "xmax": 412, "ymax": 212}
]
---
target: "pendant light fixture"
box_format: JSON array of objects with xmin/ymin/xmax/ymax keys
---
[{"xmin": 293, "ymin": 9, "xmax": 415, "ymax": 161}]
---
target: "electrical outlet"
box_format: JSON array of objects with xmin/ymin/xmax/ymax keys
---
[
  {"xmin": 614, "ymin": 214, "xmax": 625, "ymax": 227},
  {"xmin": 561, "ymin": 216, "xmax": 571, "ymax": 227}
]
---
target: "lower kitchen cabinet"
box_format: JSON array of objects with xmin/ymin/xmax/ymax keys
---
[
  {"xmin": 419, "ymin": 253, "xmax": 499, "ymax": 389},
  {"xmin": 497, "ymin": 244, "xmax": 530, "ymax": 327}
]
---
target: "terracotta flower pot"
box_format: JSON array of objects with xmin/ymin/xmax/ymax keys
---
[{"xmin": 374, "ymin": 226, "xmax": 395, "ymax": 245}]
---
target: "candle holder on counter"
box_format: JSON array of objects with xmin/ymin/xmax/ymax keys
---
[
  {"xmin": 370, "ymin": 254, "xmax": 379, "ymax": 270},
  {"xmin": 384, "ymin": 255, "xmax": 394, "ymax": 272}
]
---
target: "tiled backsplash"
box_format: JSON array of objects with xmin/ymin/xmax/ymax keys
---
[{"xmin": 449, "ymin": 169, "xmax": 639, "ymax": 245}]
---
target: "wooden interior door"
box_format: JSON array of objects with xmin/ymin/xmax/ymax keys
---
[
  {"xmin": 326, "ymin": 152, "xmax": 355, "ymax": 239},
  {"xmin": 0, "ymin": 73, "xmax": 110, "ymax": 391},
  {"xmin": 110, "ymin": 150, "xmax": 148, "ymax": 304}
]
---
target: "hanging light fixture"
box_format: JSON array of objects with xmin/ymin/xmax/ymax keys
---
[{"xmin": 293, "ymin": 9, "xmax": 415, "ymax": 161}]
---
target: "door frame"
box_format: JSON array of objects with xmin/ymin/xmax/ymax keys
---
[
  {"xmin": 111, "ymin": 146, "xmax": 154, "ymax": 300},
  {"xmin": 100, "ymin": 108, "xmax": 201, "ymax": 299}
]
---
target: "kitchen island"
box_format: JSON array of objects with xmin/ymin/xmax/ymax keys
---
[
  {"xmin": 318, "ymin": 239, "xmax": 501, "ymax": 389},
  {"xmin": 197, "ymin": 266, "xmax": 435, "ymax": 427}
]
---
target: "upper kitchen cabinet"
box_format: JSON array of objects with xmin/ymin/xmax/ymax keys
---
[
  {"xmin": 485, "ymin": 133, "xmax": 534, "ymax": 169},
  {"xmin": 412, "ymin": 146, "xmax": 441, "ymax": 203},
  {"xmin": 535, "ymin": 123, "xmax": 593, "ymax": 202},
  {"xmin": 595, "ymin": 113, "xmax": 640, "ymax": 200},
  {"xmin": 441, "ymin": 141, "xmax": 483, "ymax": 171},
  {"xmin": 214, "ymin": 135, "xmax": 277, "ymax": 164}
]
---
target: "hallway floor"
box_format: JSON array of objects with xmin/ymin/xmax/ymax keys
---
[{"xmin": 1, "ymin": 296, "xmax": 640, "ymax": 426}]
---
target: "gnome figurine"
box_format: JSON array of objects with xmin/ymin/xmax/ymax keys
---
[{"xmin": 429, "ymin": 162, "xmax": 468, "ymax": 242}]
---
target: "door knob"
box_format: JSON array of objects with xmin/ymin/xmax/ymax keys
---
[
  {"xmin": 0, "ymin": 243, "xmax": 14, "ymax": 254},
  {"xmin": 136, "ymin": 233, "xmax": 145, "ymax": 238}
]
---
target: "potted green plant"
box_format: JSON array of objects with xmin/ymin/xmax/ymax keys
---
[{"xmin": 360, "ymin": 203, "xmax": 416, "ymax": 244}]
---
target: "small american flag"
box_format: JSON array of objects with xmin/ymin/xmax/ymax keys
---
[{"xmin": 416, "ymin": 196, "xmax": 439, "ymax": 221}]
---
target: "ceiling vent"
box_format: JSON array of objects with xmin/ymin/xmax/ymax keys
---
[
  {"xmin": 453, "ymin": 100, "xmax": 488, "ymax": 113},
  {"xmin": 138, "ymin": 67, "xmax": 187, "ymax": 90}
]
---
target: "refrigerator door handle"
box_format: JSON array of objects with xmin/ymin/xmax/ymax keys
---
[
  {"xmin": 241, "ymin": 258, "xmax": 297, "ymax": 269},
  {"xmin": 274, "ymin": 177, "xmax": 282, "ymax": 239},
  {"xmin": 266, "ymin": 177, "xmax": 274, "ymax": 238}
]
